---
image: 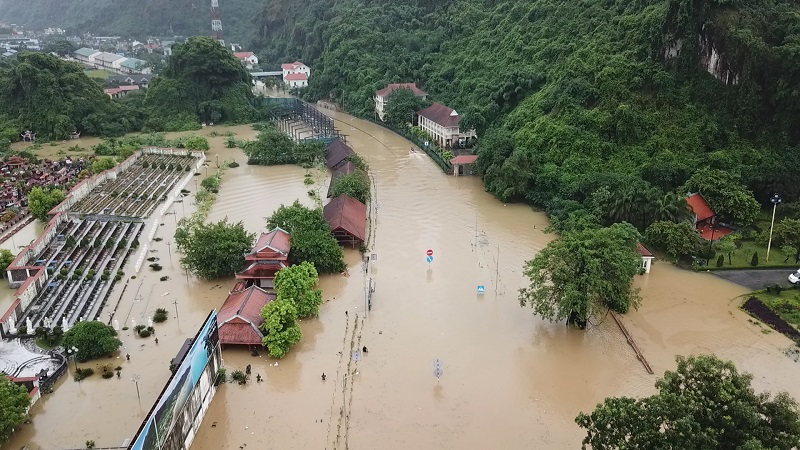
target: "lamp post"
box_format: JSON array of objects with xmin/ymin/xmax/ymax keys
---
[
  {"xmin": 766, "ymin": 193, "xmax": 782, "ymax": 262},
  {"xmin": 341, "ymin": 370, "xmax": 359, "ymax": 387},
  {"xmin": 67, "ymin": 346, "xmax": 79, "ymax": 371},
  {"xmin": 131, "ymin": 374, "xmax": 141, "ymax": 400}
]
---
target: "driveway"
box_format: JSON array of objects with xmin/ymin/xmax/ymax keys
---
[{"xmin": 713, "ymin": 268, "xmax": 797, "ymax": 291}]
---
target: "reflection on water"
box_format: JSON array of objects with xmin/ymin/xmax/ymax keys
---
[{"xmin": 5, "ymin": 119, "xmax": 800, "ymax": 450}]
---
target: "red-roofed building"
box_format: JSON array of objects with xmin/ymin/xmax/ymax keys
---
[
  {"xmin": 449, "ymin": 154, "xmax": 479, "ymax": 176},
  {"xmin": 217, "ymin": 284, "xmax": 276, "ymax": 347},
  {"xmin": 282, "ymin": 60, "xmax": 310, "ymax": 86},
  {"xmin": 324, "ymin": 194, "xmax": 367, "ymax": 248},
  {"xmin": 326, "ymin": 140, "xmax": 354, "ymax": 170},
  {"xmin": 233, "ymin": 51, "xmax": 258, "ymax": 69},
  {"xmin": 237, "ymin": 228, "xmax": 291, "ymax": 290},
  {"xmin": 686, "ymin": 193, "xmax": 734, "ymax": 240},
  {"xmin": 416, "ymin": 102, "xmax": 476, "ymax": 149},
  {"xmin": 284, "ymin": 72, "xmax": 308, "ymax": 88},
  {"xmin": 104, "ymin": 84, "xmax": 140, "ymax": 99},
  {"xmin": 637, "ymin": 243, "xmax": 654, "ymax": 273},
  {"xmin": 375, "ymin": 83, "xmax": 428, "ymax": 121}
]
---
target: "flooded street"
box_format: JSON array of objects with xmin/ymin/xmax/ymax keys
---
[{"xmin": 4, "ymin": 115, "xmax": 800, "ymax": 449}]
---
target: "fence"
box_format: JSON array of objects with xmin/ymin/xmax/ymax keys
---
[{"xmin": 361, "ymin": 116, "xmax": 453, "ymax": 174}]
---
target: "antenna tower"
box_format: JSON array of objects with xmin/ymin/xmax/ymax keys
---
[{"xmin": 211, "ymin": 0, "xmax": 224, "ymax": 45}]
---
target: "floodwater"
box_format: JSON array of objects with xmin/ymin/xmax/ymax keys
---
[{"xmin": 4, "ymin": 116, "xmax": 800, "ymax": 450}]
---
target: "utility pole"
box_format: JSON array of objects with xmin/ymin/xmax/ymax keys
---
[
  {"xmin": 173, "ymin": 299, "xmax": 180, "ymax": 322},
  {"xmin": 495, "ymin": 246, "xmax": 500, "ymax": 295},
  {"xmin": 766, "ymin": 193, "xmax": 782, "ymax": 262}
]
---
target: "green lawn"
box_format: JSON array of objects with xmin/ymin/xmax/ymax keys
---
[
  {"xmin": 756, "ymin": 291, "xmax": 800, "ymax": 331},
  {"xmin": 84, "ymin": 69, "xmax": 114, "ymax": 79},
  {"xmin": 714, "ymin": 240, "xmax": 798, "ymax": 269}
]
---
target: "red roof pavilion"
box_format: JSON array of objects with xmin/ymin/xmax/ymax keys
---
[
  {"xmin": 323, "ymin": 194, "xmax": 367, "ymax": 246},
  {"xmin": 686, "ymin": 193, "xmax": 714, "ymax": 222},
  {"xmin": 217, "ymin": 284, "xmax": 276, "ymax": 347}
]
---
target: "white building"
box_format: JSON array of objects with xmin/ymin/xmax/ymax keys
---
[
  {"xmin": 416, "ymin": 102, "xmax": 476, "ymax": 148},
  {"xmin": 234, "ymin": 51, "xmax": 258, "ymax": 69},
  {"xmin": 281, "ymin": 60, "xmax": 310, "ymax": 83},
  {"xmin": 374, "ymin": 83, "xmax": 428, "ymax": 121},
  {"xmin": 637, "ymin": 243, "xmax": 654, "ymax": 273},
  {"xmin": 285, "ymin": 73, "xmax": 308, "ymax": 88}
]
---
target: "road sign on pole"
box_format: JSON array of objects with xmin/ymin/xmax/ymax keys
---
[
  {"xmin": 353, "ymin": 350, "xmax": 362, "ymax": 363},
  {"xmin": 426, "ymin": 255, "xmax": 433, "ymax": 264},
  {"xmin": 434, "ymin": 359, "xmax": 443, "ymax": 380},
  {"xmin": 426, "ymin": 249, "xmax": 434, "ymax": 257},
  {"xmin": 477, "ymin": 285, "xmax": 485, "ymax": 294}
]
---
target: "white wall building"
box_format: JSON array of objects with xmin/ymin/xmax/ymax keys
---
[
  {"xmin": 234, "ymin": 51, "xmax": 258, "ymax": 69},
  {"xmin": 374, "ymin": 83, "xmax": 428, "ymax": 121},
  {"xmin": 416, "ymin": 102, "xmax": 476, "ymax": 148},
  {"xmin": 281, "ymin": 61, "xmax": 310, "ymax": 83}
]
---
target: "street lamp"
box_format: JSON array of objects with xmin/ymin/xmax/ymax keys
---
[
  {"xmin": 66, "ymin": 346, "xmax": 79, "ymax": 371},
  {"xmin": 132, "ymin": 374, "xmax": 141, "ymax": 400},
  {"xmin": 766, "ymin": 193, "xmax": 782, "ymax": 262},
  {"xmin": 342, "ymin": 370, "xmax": 359, "ymax": 387}
]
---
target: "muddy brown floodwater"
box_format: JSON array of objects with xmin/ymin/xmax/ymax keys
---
[{"xmin": 4, "ymin": 116, "xmax": 800, "ymax": 450}]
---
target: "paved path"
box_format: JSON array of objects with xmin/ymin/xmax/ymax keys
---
[{"xmin": 713, "ymin": 268, "xmax": 797, "ymax": 290}]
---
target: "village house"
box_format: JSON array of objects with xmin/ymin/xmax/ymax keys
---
[
  {"xmin": 119, "ymin": 57, "xmax": 151, "ymax": 74},
  {"xmin": 416, "ymin": 102, "xmax": 477, "ymax": 149},
  {"xmin": 374, "ymin": 83, "xmax": 428, "ymax": 121},
  {"xmin": 282, "ymin": 61, "xmax": 311, "ymax": 87},
  {"xmin": 233, "ymin": 51, "xmax": 258, "ymax": 69},
  {"xmin": 637, "ymin": 243, "xmax": 655, "ymax": 273},
  {"xmin": 103, "ymin": 85, "xmax": 140, "ymax": 99},
  {"xmin": 74, "ymin": 47, "xmax": 101, "ymax": 65},
  {"xmin": 108, "ymin": 74, "xmax": 155, "ymax": 88}
]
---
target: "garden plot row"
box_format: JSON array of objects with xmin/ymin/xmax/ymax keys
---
[
  {"xmin": 22, "ymin": 218, "xmax": 143, "ymax": 329},
  {"xmin": 72, "ymin": 154, "xmax": 197, "ymax": 218}
]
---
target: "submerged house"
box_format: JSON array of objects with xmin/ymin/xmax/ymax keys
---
[
  {"xmin": 217, "ymin": 283, "xmax": 276, "ymax": 348},
  {"xmin": 236, "ymin": 228, "xmax": 291, "ymax": 291},
  {"xmin": 323, "ymin": 194, "xmax": 367, "ymax": 248}
]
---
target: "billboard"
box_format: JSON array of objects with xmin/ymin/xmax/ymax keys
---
[{"xmin": 129, "ymin": 311, "xmax": 221, "ymax": 450}]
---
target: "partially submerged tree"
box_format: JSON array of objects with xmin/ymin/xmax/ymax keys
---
[
  {"xmin": 28, "ymin": 186, "xmax": 65, "ymax": 221},
  {"xmin": 260, "ymin": 298, "xmax": 302, "ymax": 359},
  {"xmin": 63, "ymin": 321, "xmax": 122, "ymax": 362},
  {"xmin": 176, "ymin": 218, "xmax": 255, "ymax": 279},
  {"xmin": 0, "ymin": 375, "xmax": 31, "ymax": 444},
  {"xmin": 330, "ymin": 172, "xmax": 370, "ymax": 204},
  {"xmin": 267, "ymin": 201, "xmax": 346, "ymax": 274},
  {"xmin": 274, "ymin": 261, "xmax": 323, "ymax": 318},
  {"xmin": 0, "ymin": 249, "xmax": 14, "ymax": 276},
  {"xmin": 383, "ymin": 88, "xmax": 429, "ymax": 128},
  {"xmin": 576, "ymin": 355, "xmax": 800, "ymax": 449},
  {"xmin": 644, "ymin": 220, "xmax": 701, "ymax": 259},
  {"xmin": 519, "ymin": 222, "xmax": 642, "ymax": 328}
]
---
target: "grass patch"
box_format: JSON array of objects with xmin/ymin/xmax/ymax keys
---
[
  {"xmin": 756, "ymin": 290, "xmax": 800, "ymax": 331},
  {"xmin": 84, "ymin": 69, "xmax": 114, "ymax": 79},
  {"xmin": 712, "ymin": 240, "xmax": 798, "ymax": 270}
]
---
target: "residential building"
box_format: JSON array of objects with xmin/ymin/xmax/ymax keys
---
[
  {"xmin": 74, "ymin": 47, "xmax": 100, "ymax": 65},
  {"xmin": 94, "ymin": 52, "xmax": 125, "ymax": 70},
  {"xmin": 281, "ymin": 61, "xmax": 310, "ymax": 84},
  {"xmin": 374, "ymin": 83, "xmax": 427, "ymax": 121},
  {"xmin": 233, "ymin": 51, "xmax": 258, "ymax": 69},
  {"xmin": 416, "ymin": 102, "xmax": 477, "ymax": 149},
  {"xmin": 104, "ymin": 85, "xmax": 140, "ymax": 99},
  {"xmin": 119, "ymin": 58, "xmax": 151, "ymax": 74},
  {"xmin": 285, "ymin": 72, "xmax": 308, "ymax": 88}
]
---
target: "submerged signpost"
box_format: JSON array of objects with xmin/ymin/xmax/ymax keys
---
[{"xmin": 426, "ymin": 249, "xmax": 434, "ymax": 267}]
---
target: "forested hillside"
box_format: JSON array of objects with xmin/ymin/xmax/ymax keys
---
[
  {"xmin": 0, "ymin": 0, "xmax": 257, "ymax": 44},
  {"xmin": 254, "ymin": 0, "xmax": 800, "ymax": 229}
]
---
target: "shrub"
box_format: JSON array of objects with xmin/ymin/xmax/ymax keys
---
[
  {"xmin": 153, "ymin": 308, "xmax": 168, "ymax": 323},
  {"xmin": 751, "ymin": 252, "xmax": 759, "ymax": 266},
  {"xmin": 133, "ymin": 325, "xmax": 145, "ymax": 333},
  {"xmin": 765, "ymin": 284, "xmax": 784, "ymax": 295},
  {"xmin": 149, "ymin": 263, "xmax": 163, "ymax": 271},
  {"xmin": 138, "ymin": 328, "xmax": 151, "ymax": 338},
  {"xmin": 228, "ymin": 161, "xmax": 240, "ymax": 168},
  {"xmin": 231, "ymin": 370, "xmax": 248, "ymax": 385},
  {"xmin": 216, "ymin": 367, "xmax": 227, "ymax": 386},
  {"xmin": 74, "ymin": 367, "xmax": 94, "ymax": 381},
  {"xmin": 716, "ymin": 254, "xmax": 725, "ymax": 267},
  {"xmin": 102, "ymin": 371, "xmax": 114, "ymax": 379}
]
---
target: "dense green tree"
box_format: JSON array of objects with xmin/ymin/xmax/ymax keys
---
[
  {"xmin": 715, "ymin": 235, "xmax": 738, "ymax": 265},
  {"xmin": 176, "ymin": 218, "xmax": 255, "ymax": 279},
  {"xmin": 0, "ymin": 375, "xmax": 30, "ymax": 444},
  {"xmin": 330, "ymin": 172, "xmax": 370, "ymax": 204},
  {"xmin": 682, "ymin": 169, "xmax": 760, "ymax": 227},
  {"xmin": 143, "ymin": 36, "xmax": 255, "ymax": 128},
  {"xmin": 576, "ymin": 355, "xmax": 800, "ymax": 450},
  {"xmin": 243, "ymin": 124, "xmax": 325, "ymax": 166},
  {"xmin": 274, "ymin": 261, "xmax": 323, "ymax": 318},
  {"xmin": 384, "ymin": 88, "xmax": 429, "ymax": 128},
  {"xmin": 63, "ymin": 321, "xmax": 122, "ymax": 362},
  {"xmin": 90, "ymin": 157, "xmax": 116, "ymax": 174},
  {"xmin": 28, "ymin": 186, "xmax": 65, "ymax": 221},
  {"xmin": 42, "ymin": 38, "xmax": 76, "ymax": 56},
  {"xmin": 0, "ymin": 249, "xmax": 14, "ymax": 276},
  {"xmin": 519, "ymin": 223, "xmax": 642, "ymax": 328},
  {"xmin": 267, "ymin": 201, "xmax": 346, "ymax": 274},
  {"xmin": 772, "ymin": 218, "xmax": 800, "ymax": 262},
  {"xmin": 260, "ymin": 298, "xmax": 302, "ymax": 359},
  {"xmin": 644, "ymin": 221, "xmax": 702, "ymax": 259}
]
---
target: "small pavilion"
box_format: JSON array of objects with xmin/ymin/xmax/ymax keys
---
[
  {"xmin": 236, "ymin": 228, "xmax": 291, "ymax": 291},
  {"xmin": 323, "ymin": 194, "xmax": 367, "ymax": 248},
  {"xmin": 217, "ymin": 283, "xmax": 276, "ymax": 348}
]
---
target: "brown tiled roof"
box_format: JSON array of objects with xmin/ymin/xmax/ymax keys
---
[
  {"xmin": 637, "ymin": 243, "xmax": 653, "ymax": 257},
  {"xmin": 417, "ymin": 102, "xmax": 461, "ymax": 128},
  {"xmin": 376, "ymin": 83, "xmax": 427, "ymax": 98},
  {"xmin": 450, "ymin": 154, "xmax": 478, "ymax": 165},
  {"xmin": 323, "ymin": 194, "xmax": 367, "ymax": 242},
  {"xmin": 246, "ymin": 228, "xmax": 291, "ymax": 259},
  {"xmin": 217, "ymin": 285, "xmax": 276, "ymax": 346},
  {"xmin": 236, "ymin": 262, "xmax": 285, "ymax": 279},
  {"xmin": 327, "ymin": 162, "xmax": 362, "ymax": 198},
  {"xmin": 326, "ymin": 140, "xmax": 354, "ymax": 169},
  {"xmin": 285, "ymin": 73, "xmax": 308, "ymax": 81}
]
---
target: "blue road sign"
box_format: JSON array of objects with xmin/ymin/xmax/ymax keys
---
[
  {"xmin": 426, "ymin": 255, "xmax": 433, "ymax": 263},
  {"xmin": 353, "ymin": 350, "xmax": 362, "ymax": 362},
  {"xmin": 477, "ymin": 285, "xmax": 485, "ymax": 294}
]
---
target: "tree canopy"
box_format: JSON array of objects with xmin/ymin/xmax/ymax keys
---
[
  {"xmin": 0, "ymin": 249, "xmax": 14, "ymax": 276},
  {"xmin": 519, "ymin": 223, "xmax": 642, "ymax": 328},
  {"xmin": 267, "ymin": 201, "xmax": 346, "ymax": 274},
  {"xmin": 0, "ymin": 375, "xmax": 30, "ymax": 445},
  {"xmin": 63, "ymin": 321, "xmax": 122, "ymax": 362},
  {"xmin": 28, "ymin": 186, "xmax": 65, "ymax": 221},
  {"xmin": 274, "ymin": 261, "xmax": 323, "ymax": 318},
  {"xmin": 260, "ymin": 298, "xmax": 302, "ymax": 359},
  {"xmin": 576, "ymin": 355, "xmax": 800, "ymax": 450},
  {"xmin": 384, "ymin": 88, "xmax": 429, "ymax": 128},
  {"xmin": 644, "ymin": 220, "xmax": 703, "ymax": 259},
  {"xmin": 243, "ymin": 123, "xmax": 326, "ymax": 166},
  {"xmin": 176, "ymin": 218, "xmax": 255, "ymax": 280},
  {"xmin": 330, "ymin": 172, "xmax": 370, "ymax": 204},
  {"xmin": 682, "ymin": 169, "xmax": 760, "ymax": 226},
  {"xmin": 772, "ymin": 218, "xmax": 800, "ymax": 262}
]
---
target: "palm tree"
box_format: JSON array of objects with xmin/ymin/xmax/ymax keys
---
[{"xmin": 654, "ymin": 192, "xmax": 691, "ymax": 223}]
